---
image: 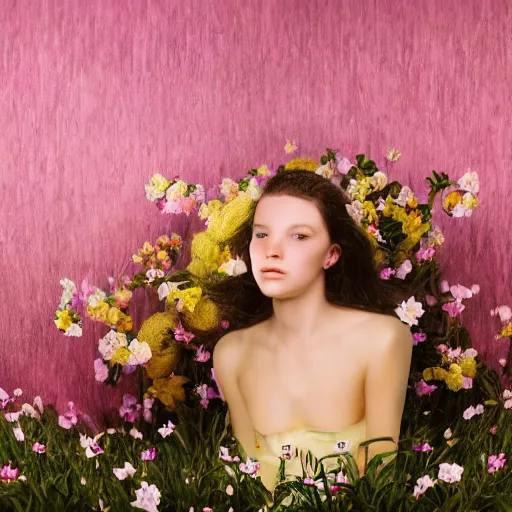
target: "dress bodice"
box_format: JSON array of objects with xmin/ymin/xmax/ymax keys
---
[{"xmin": 253, "ymin": 417, "xmax": 367, "ymax": 491}]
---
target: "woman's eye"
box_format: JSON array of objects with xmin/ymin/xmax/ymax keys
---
[
  {"xmin": 254, "ymin": 233, "xmax": 267, "ymax": 239},
  {"xmin": 293, "ymin": 234, "xmax": 308, "ymax": 240}
]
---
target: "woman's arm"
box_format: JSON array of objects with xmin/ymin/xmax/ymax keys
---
[{"xmin": 363, "ymin": 320, "xmax": 413, "ymax": 468}]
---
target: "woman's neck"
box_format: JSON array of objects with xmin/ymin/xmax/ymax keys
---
[{"xmin": 268, "ymin": 277, "xmax": 334, "ymax": 347}]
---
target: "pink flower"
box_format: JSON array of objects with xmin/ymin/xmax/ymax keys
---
[
  {"xmin": 0, "ymin": 461, "xmax": 19, "ymax": 482},
  {"xmin": 413, "ymin": 475, "xmax": 436, "ymax": 499},
  {"xmin": 119, "ymin": 394, "xmax": 141, "ymax": 423},
  {"xmin": 32, "ymin": 442, "xmax": 46, "ymax": 453},
  {"xmin": 337, "ymin": 157, "xmax": 353, "ymax": 175},
  {"xmin": 436, "ymin": 344, "xmax": 448, "ymax": 354},
  {"xmin": 439, "ymin": 280, "xmax": 450, "ymax": 293},
  {"xmin": 210, "ymin": 368, "xmax": 225, "ymax": 401},
  {"xmin": 503, "ymin": 389, "xmax": 512, "ymax": 409},
  {"xmin": 450, "ymin": 284, "xmax": 473, "ymax": 301},
  {"xmin": 413, "ymin": 443, "xmax": 434, "ymax": 452},
  {"xmin": 195, "ymin": 345, "xmax": 211, "ymax": 363},
  {"xmin": 303, "ymin": 476, "xmax": 315, "ymax": 485},
  {"xmin": 413, "ymin": 332, "xmax": 427, "ymax": 345},
  {"xmin": 158, "ymin": 420, "xmax": 176, "ymax": 438},
  {"xmin": 202, "ymin": 508, "xmax": 213, "ymax": 512},
  {"xmin": 395, "ymin": 260, "xmax": 413, "ymax": 280},
  {"xmin": 239, "ymin": 457, "xmax": 260, "ymax": 477},
  {"xmin": 178, "ymin": 196, "xmax": 197, "ymax": 217},
  {"xmin": 94, "ymin": 358, "xmax": 109, "ymax": 382},
  {"xmin": 380, "ymin": 268, "xmax": 396, "ymax": 280},
  {"xmin": 220, "ymin": 320, "xmax": 230, "ymax": 329},
  {"xmin": 143, "ymin": 398, "xmax": 154, "ymax": 423},
  {"xmin": 58, "ymin": 401, "xmax": 79, "ymax": 429},
  {"xmin": 415, "ymin": 247, "xmax": 436, "ymax": 262},
  {"xmin": 426, "ymin": 294, "xmax": 438, "ymax": 306},
  {"xmin": 0, "ymin": 388, "xmax": 16, "ymax": 409},
  {"xmin": 141, "ymin": 447, "xmax": 157, "ymax": 461},
  {"xmin": 415, "ymin": 380, "xmax": 438, "ymax": 397},
  {"xmin": 131, "ymin": 481, "xmax": 161, "ymax": 512},
  {"xmin": 462, "ymin": 376, "xmax": 473, "ymax": 389},
  {"xmin": 438, "ymin": 463, "xmax": 464, "ymax": 483},
  {"xmin": 130, "ymin": 427, "xmax": 143, "ymax": 440},
  {"xmin": 463, "ymin": 404, "xmax": 484, "ymax": 420},
  {"xmin": 113, "ymin": 461, "xmax": 137, "ymax": 480},
  {"xmin": 489, "ymin": 425, "xmax": 498, "ymax": 435},
  {"xmin": 442, "ymin": 301, "xmax": 466, "ymax": 318},
  {"xmin": 174, "ymin": 321, "xmax": 195, "ymax": 343},
  {"xmin": 162, "ymin": 199, "xmax": 182, "ymax": 215},
  {"xmin": 491, "ymin": 305, "xmax": 512, "ymax": 323},
  {"xmin": 219, "ymin": 446, "xmax": 240, "ymax": 463},
  {"xmin": 488, "ymin": 453, "xmax": 506, "ymax": 473}
]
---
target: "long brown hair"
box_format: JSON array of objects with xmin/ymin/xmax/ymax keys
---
[{"xmin": 203, "ymin": 169, "xmax": 411, "ymax": 333}]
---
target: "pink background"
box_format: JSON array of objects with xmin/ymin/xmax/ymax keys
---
[{"xmin": 1, "ymin": 0, "xmax": 510, "ymax": 423}]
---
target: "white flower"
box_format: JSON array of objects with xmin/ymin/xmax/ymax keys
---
[
  {"xmin": 13, "ymin": 426, "xmax": 25, "ymax": 442},
  {"xmin": 98, "ymin": 330, "xmax": 128, "ymax": 361},
  {"xmin": 346, "ymin": 200, "xmax": 365, "ymax": 224},
  {"xmin": 13, "ymin": 389, "xmax": 22, "ymax": 397},
  {"xmin": 94, "ymin": 358, "xmax": 109, "ymax": 382},
  {"xmin": 386, "ymin": 148, "xmax": 402, "ymax": 162},
  {"xmin": 166, "ymin": 181, "xmax": 188, "ymax": 201},
  {"xmin": 80, "ymin": 477, "xmax": 87, "ymax": 485},
  {"xmin": 21, "ymin": 403, "xmax": 39, "ymax": 418},
  {"xmin": 113, "ymin": 462, "xmax": 137, "ymax": 480},
  {"xmin": 79, "ymin": 433, "xmax": 104, "ymax": 458},
  {"xmin": 87, "ymin": 289, "xmax": 107, "ymax": 308},
  {"xmin": 491, "ymin": 305, "xmax": 512, "ymax": 324},
  {"xmin": 131, "ymin": 481, "xmax": 161, "ymax": 512},
  {"xmin": 443, "ymin": 428, "xmax": 452, "ymax": 439},
  {"xmin": 369, "ymin": 171, "xmax": 388, "ymax": 192},
  {"xmin": 158, "ymin": 420, "xmax": 176, "ymax": 438},
  {"xmin": 461, "ymin": 348, "xmax": 478, "ymax": 359},
  {"xmin": 58, "ymin": 278, "xmax": 77, "ymax": 309},
  {"xmin": 64, "ymin": 323, "xmax": 83, "ymax": 337},
  {"xmin": 218, "ymin": 258, "xmax": 248, "ymax": 276},
  {"xmin": 395, "ymin": 259, "xmax": 413, "ymax": 280},
  {"xmin": 157, "ymin": 280, "xmax": 189, "ymax": 301},
  {"xmin": 395, "ymin": 186, "xmax": 416, "ymax": 207},
  {"xmin": 395, "ymin": 297, "xmax": 425, "ymax": 326},
  {"xmin": 33, "ymin": 396, "xmax": 44, "ymax": 415},
  {"xmin": 457, "ymin": 170, "xmax": 479, "ymax": 194},
  {"xmin": 451, "ymin": 202, "xmax": 472, "ymax": 218},
  {"xmin": 127, "ymin": 339, "xmax": 152, "ymax": 366},
  {"xmin": 315, "ymin": 164, "xmax": 334, "ymax": 179},
  {"xmin": 145, "ymin": 184, "xmax": 165, "ymax": 202},
  {"xmin": 145, "ymin": 268, "xmax": 165, "ymax": 283},
  {"xmin": 462, "ymin": 404, "xmax": 484, "ymax": 420},
  {"xmin": 129, "ymin": 427, "xmax": 143, "ymax": 440},
  {"xmin": 438, "ymin": 462, "xmax": 464, "ymax": 483}
]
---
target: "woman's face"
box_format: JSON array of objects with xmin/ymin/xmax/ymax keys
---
[{"xmin": 249, "ymin": 194, "xmax": 339, "ymax": 299}]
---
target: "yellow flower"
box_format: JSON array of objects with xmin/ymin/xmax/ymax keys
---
[
  {"xmin": 443, "ymin": 191, "xmax": 462, "ymax": 210},
  {"xmin": 87, "ymin": 301, "xmax": 110, "ymax": 321},
  {"xmin": 423, "ymin": 367, "xmax": 448, "ymax": 382},
  {"xmin": 54, "ymin": 309, "xmax": 73, "ymax": 331},
  {"xmin": 147, "ymin": 375, "xmax": 190, "ymax": 410},
  {"xmin": 111, "ymin": 346, "xmax": 131, "ymax": 365},
  {"xmin": 284, "ymin": 141, "xmax": 298, "ymax": 154},
  {"xmin": 116, "ymin": 312, "xmax": 133, "ymax": 333},
  {"xmin": 150, "ymin": 173, "xmax": 171, "ymax": 193},
  {"xmin": 207, "ymin": 194, "xmax": 255, "ymax": 244},
  {"xmin": 198, "ymin": 199, "xmax": 222, "ymax": 220},
  {"xmin": 498, "ymin": 322, "xmax": 512, "ymax": 339},
  {"xmin": 284, "ymin": 158, "xmax": 319, "ymax": 172},
  {"xmin": 156, "ymin": 250, "xmax": 169, "ymax": 262},
  {"xmin": 445, "ymin": 372, "xmax": 464, "ymax": 392},
  {"xmin": 140, "ymin": 242, "xmax": 155, "ymax": 257},
  {"xmin": 182, "ymin": 297, "xmax": 221, "ymax": 332},
  {"xmin": 166, "ymin": 287, "xmax": 203, "ymax": 313},
  {"xmin": 386, "ymin": 148, "xmax": 402, "ymax": 162},
  {"xmin": 107, "ymin": 307, "xmax": 122, "ymax": 325},
  {"xmin": 462, "ymin": 193, "xmax": 478, "ymax": 210},
  {"xmin": 137, "ymin": 312, "xmax": 178, "ymax": 354},
  {"xmin": 217, "ymin": 246, "xmax": 232, "ymax": 266},
  {"xmin": 406, "ymin": 196, "xmax": 419, "ymax": 209},
  {"xmin": 362, "ymin": 201, "xmax": 379, "ymax": 224},
  {"xmin": 257, "ymin": 164, "xmax": 271, "ymax": 175},
  {"xmin": 460, "ymin": 357, "xmax": 477, "ymax": 378},
  {"xmin": 132, "ymin": 254, "xmax": 143, "ymax": 264},
  {"xmin": 382, "ymin": 196, "xmax": 395, "ymax": 217}
]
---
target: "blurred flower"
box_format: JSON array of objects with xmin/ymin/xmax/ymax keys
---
[
  {"xmin": 131, "ymin": 481, "xmax": 161, "ymax": 512},
  {"xmin": 32, "ymin": 442, "xmax": 46, "ymax": 454},
  {"xmin": 442, "ymin": 301, "xmax": 466, "ymax": 318},
  {"xmin": 336, "ymin": 157, "xmax": 353, "ymax": 174},
  {"xmin": 457, "ymin": 170, "xmax": 479, "ymax": 195},
  {"xmin": 380, "ymin": 268, "xmax": 396, "ymax": 280},
  {"xmin": 94, "ymin": 358, "xmax": 109, "ymax": 382},
  {"xmin": 415, "ymin": 246, "xmax": 435, "ymax": 262},
  {"xmin": 130, "ymin": 427, "xmax": 143, "ymax": 440},
  {"xmin": 438, "ymin": 463, "xmax": 464, "ymax": 483},
  {"xmin": 503, "ymin": 389, "xmax": 512, "ymax": 409},
  {"xmin": 58, "ymin": 401, "xmax": 79, "ymax": 429},
  {"xmin": 413, "ymin": 443, "xmax": 433, "ymax": 452},
  {"xmin": 79, "ymin": 433, "xmax": 104, "ymax": 458},
  {"xmin": 284, "ymin": 140, "xmax": 298, "ymax": 154},
  {"xmin": 174, "ymin": 321, "xmax": 196, "ymax": 344},
  {"xmin": 143, "ymin": 398, "xmax": 154, "ymax": 423},
  {"xmin": 127, "ymin": 339, "xmax": 152, "ymax": 366},
  {"xmin": 98, "ymin": 330, "xmax": 128, "ymax": 361},
  {"xmin": 491, "ymin": 305, "xmax": 512, "ymax": 323},
  {"xmin": 158, "ymin": 420, "xmax": 176, "ymax": 438},
  {"xmin": 463, "ymin": 404, "xmax": 484, "ymax": 420},
  {"xmin": 489, "ymin": 425, "xmax": 498, "ymax": 435},
  {"xmin": 413, "ymin": 474, "xmax": 436, "ymax": 499},
  {"xmin": 444, "ymin": 428, "xmax": 452, "ymax": 439},
  {"xmin": 395, "ymin": 260, "xmax": 413, "ymax": 280},
  {"xmin": 120, "ymin": 394, "xmax": 141, "ymax": 423},
  {"xmin": 113, "ymin": 461, "xmax": 137, "ymax": 480},
  {"xmin": 225, "ymin": 484, "xmax": 234, "ymax": 496},
  {"xmin": 141, "ymin": 447, "xmax": 157, "ymax": 461},
  {"xmin": 386, "ymin": 148, "xmax": 402, "ymax": 162},
  {"xmin": 218, "ymin": 257, "xmax": 247, "ymax": 276},
  {"xmin": 488, "ymin": 453, "xmax": 506, "ymax": 473},
  {"xmin": 239, "ymin": 457, "xmax": 260, "ymax": 477},
  {"xmin": 413, "ymin": 332, "xmax": 427, "ymax": 345},
  {"xmin": 219, "ymin": 446, "xmax": 240, "ymax": 463},
  {"xmin": 195, "ymin": 345, "xmax": 211, "ymax": 363},
  {"xmin": 415, "ymin": 380, "xmax": 438, "ymax": 397},
  {"xmin": 12, "ymin": 426, "xmax": 24, "ymax": 442},
  {"xmin": 0, "ymin": 461, "xmax": 19, "ymax": 482}
]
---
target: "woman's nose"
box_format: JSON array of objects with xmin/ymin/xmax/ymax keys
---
[{"xmin": 265, "ymin": 237, "xmax": 282, "ymax": 259}]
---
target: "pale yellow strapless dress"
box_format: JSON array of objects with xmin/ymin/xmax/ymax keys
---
[{"xmin": 253, "ymin": 418, "xmax": 367, "ymax": 492}]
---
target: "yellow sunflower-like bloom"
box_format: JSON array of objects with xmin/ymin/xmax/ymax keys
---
[
  {"xmin": 54, "ymin": 309, "xmax": 73, "ymax": 331},
  {"xmin": 111, "ymin": 346, "xmax": 131, "ymax": 365},
  {"xmin": 443, "ymin": 191, "xmax": 462, "ymax": 210},
  {"xmin": 445, "ymin": 372, "xmax": 464, "ymax": 392},
  {"xmin": 147, "ymin": 375, "xmax": 190, "ymax": 410},
  {"xmin": 207, "ymin": 194, "xmax": 255, "ymax": 244},
  {"xmin": 423, "ymin": 367, "xmax": 448, "ymax": 383},
  {"xmin": 166, "ymin": 287, "xmax": 203, "ymax": 313},
  {"xmin": 182, "ymin": 297, "xmax": 221, "ymax": 332},
  {"xmin": 137, "ymin": 312, "xmax": 178, "ymax": 354},
  {"xmin": 284, "ymin": 158, "xmax": 319, "ymax": 172},
  {"xmin": 460, "ymin": 357, "xmax": 477, "ymax": 378},
  {"xmin": 144, "ymin": 345, "xmax": 181, "ymax": 379}
]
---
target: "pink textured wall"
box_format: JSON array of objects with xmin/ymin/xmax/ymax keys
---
[{"xmin": 1, "ymin": 0, "xmax": 511, "ymax": 422}]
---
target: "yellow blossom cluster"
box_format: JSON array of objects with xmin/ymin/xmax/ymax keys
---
[
  {"xmin": 423, "ymin": 357, "xmax": 477, "ymax": 392},
  {"xmin": 497, "ymin": 322, "xmax": 512, "ymax": 339},
  {"xmin": 283, "ymin": 158, "xmax": 319, "ymax": 172},
  {"xmin": 87, "ymin": 302, "xmax": 132, "ymax": 332},
  {"xmin": 54, "ymin": 309, "xmax": 74, "ymax": 331},
  {"xmin": 166, "ymin": 286, "xmax": 203, "ymax": 313},
  {"xmin": 147, "ymin": 375, "xmax": 190, "ymax": 410}
]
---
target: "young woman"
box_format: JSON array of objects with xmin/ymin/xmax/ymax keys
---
[{"xmin": 212, "ymin": 170, "xmax": 413, "ymax": 491}]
